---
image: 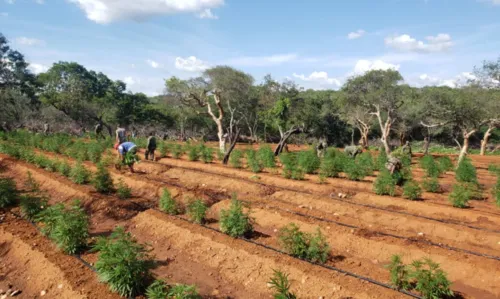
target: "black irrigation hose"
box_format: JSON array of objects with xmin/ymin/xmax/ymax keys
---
[
  {"xmin": 150, "ymin": 160, "xmax": 500, "ymax": 234},
  {"xmin": 139, "ymin": 203, "xmax": 423, "ymax": 299},
  {"xmin": 142, "ymin": 166, "xmax": 500, "ymax": 262}
]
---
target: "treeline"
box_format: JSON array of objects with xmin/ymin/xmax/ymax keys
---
[{"xmin": 1, "ymin": 32, "xmax": 499, "ymax": 161}]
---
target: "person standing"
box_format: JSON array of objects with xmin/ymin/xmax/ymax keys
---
[
  {"xmin": 95, "ymin": 121, "xmax": 104, "ymax": 139},
  {"xmin": 116, "ymin": 125, "xmax": 126, "ymax": 145},
  {"xmin": 145, "ymin": 132, "xmax": 157, "ymax": 161},
  {"xmin": 43, "ymin": 123, "xmax": 50, "ymax": 135}
]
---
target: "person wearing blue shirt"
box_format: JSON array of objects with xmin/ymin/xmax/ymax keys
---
[{"xmin": 117, "ymin": 141, "xmax": 138, "ymax": 172}]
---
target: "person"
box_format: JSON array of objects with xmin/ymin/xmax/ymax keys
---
[
  {"xmin": 43, "ymin": 123, "xmax": 50, "ymax": 135},
  {"xmin": 344, "ymin": 145, "xmax": 362, "ymax": 158},
  {"xmin": 401, "ymin": 141, "xmax": 412, "ymax": 156},
  {"xmin": 145, "ymin": 132, "xmax": 157, "ymax": 161},
  {"xmin": 95, "ymin": 121, "xmax": 104, "ymax": 139},
  {"xmin": 116, "ymin": 125, "xmax": 126, "ymax": 145},
  {"xmin": 117, "ymin": 141, "xmax": 138, "ymax": 173}
]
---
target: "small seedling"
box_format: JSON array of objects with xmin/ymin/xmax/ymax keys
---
[
  {"xmin": 20, "ymin": 195, "xmax": 48, "ymax": 221},
  {"xmin": 409, "ymin": 258, "xmax": 454, "ymax": 299},
  {"xmin": 92, "ymin": 163, "xmax": 114, "ymax": 194},
  {"xmin": 449, "ymin": 183, "xmax": 471, "ymax": 208},
  {"xmin": 268, "ymin": 269, "xmax": 297, "ymax": 299},
  {"xmin": 402, "ymin": 180, "xmax": 422, "ymax": 201},
  {"xmin": 187, "ymin": 145, "xmax": 200, "ymax": 161},
  {"xmin": 220, "ymin": 195, "xmax": 253, "ymax": 238},
  {"xmin": 186, "ymin": 199, "xmax": 208, "ymax": 224},
  {"xmin": 24, "ymin": 171, "xmax": 40, "ymax": 192},
  {"xmin": 146, "ymin": 280, "xmax": 169, "ymax": 299},
  {"xmin": 70, "ymin": 161, "xmax": 90, "ymax": 184},
  {"xmin": 171, "ymin": 144, "xmax": 184, "ymax": 159},
  {"xmin": 57, "ymin": 160, "xmax": 72, "ymax": 177},
  {"xmin": 278, "ymin": 223, "xmax": 330, "ymax": 264},
  {"xmin": 159, "ymin": 188, "xmax": 180, "ymax": 215},
  {"xmin": 246, "ymin": 149, "xmax": 263, "ymax": 173},
  {"xmin": 167, "ymin": 284, "xmax": 201, "ymax": 299},
  {"xmin": 0, "ymin": 177, "xmax": 18, "ymax": 208},
  {"xmin": 229, "ymin": 149, "xmax": 244, "ymax": 168},
  {"xmin": 422, "ymin": 177, "xmax": 440, "ymax": 193},
  {"xmin": 116, "ymin": 178, "xmax": 132, "ymax": 199},
  {"xmin": 385, "ymin": 255, "xmax": 411, "ymax": 291},
  {"xmin": 200, "ymin": 144, "xmax": 213, "ymax": 163}
]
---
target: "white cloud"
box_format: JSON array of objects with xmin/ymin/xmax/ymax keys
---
[
  {"xmin": 0, "ymin": 12, "xmax": 8, "ymax": 17},
  {"xmin": 35, "ymin": 0, "xmax": 44, "ymax": 4},
  {"xmin": 293, "ymin": 71, "xmax": 341, "ymax": 87},
  {"xmin": 385, "ymin": 33, "xmax": 453, "ymax": 53},
  {"xmin": 227, "ymin": 54, "xmax": 297, "ymax": 67},
  {"xmin": 197, "ymin": 8, "xmax": 218, "ymax": 19},
  {"xmin": 5, "ymin": 0, "xmax": 14, "ymax": 4},
  {"xmin": 480, "ymin": 0, "xmax": 500, "ymax": 5},
  {"xmin": 417, "ymin": 72, "xmax": 477, "ymax": 88},
  {"xmin": 15, "ymin": 37, "xmax": 45, "ymax": 46},
  {"xmin": 123, "ymin": 76, "xmax": 138, "ymax": 86},
  {"xmin": 28, "ymin": 63, "xmax": 48, "ymax": 74},
  {"xmin": 353, "ymin": 59, "xmax": 400, "ymax": 74},
  {"xmin": 146, "ymin": 59, "xmax": 160, "ymax": 69},
  {"xmin": 175, "ymin": 56, "xmax": 209, "ymax": 72},
  {"xmin": 347, "ymin": 29, "xmax": 365, "ymax": 40},
  {"xmin": 68, "ymin": 0, "xmax": 224, "ymax": 24}
]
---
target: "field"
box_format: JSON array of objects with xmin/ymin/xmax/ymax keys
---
[{"xmin": 1, "ymin": 134, "xmax": 500, "ymax": 299}]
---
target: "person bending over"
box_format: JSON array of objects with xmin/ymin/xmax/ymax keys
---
[{"xmin": 117, "ymin": 141, "xmax": 138, "ymax": 173}]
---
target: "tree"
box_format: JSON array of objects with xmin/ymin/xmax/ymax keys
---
[
  {"xmin": 343, "ymin": 70, "xmax": 406, "ymax": 154},
  {"xmin": 0, "ymin": 33, "xmax": 39, "ymax": 129},
  {"xmin": 165, "ymin": 66, "xmax": 254, "ymax": 156},
  {"xmin": 473, "ymin": 57, "xmax": 500, "ymax": 155}
]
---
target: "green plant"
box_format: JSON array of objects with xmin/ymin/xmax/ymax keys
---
[
  {"xmin": 44, "ymin": 158, "xmax": 57, "ymax": 172},
  {"xmin": 279, "ymin": 153, "xmax": 304, "ymax": 180},
  {"xmin": 88, "ymin": 143, "xmax": 103, "ymax": 163},
  {"xmin": 319, "ymin": 151, "xmax": 345, "ymax": 178},
  {"xmin": 376, "ymin": 150, "xmax": 389, "ymax": 171},
  {"xmin": 357, "ymin": 152, "xmax": 375, "ymax": 174},
  {"xmin": 116, "ymin": 178, "xmax": 132, "ymax": 199},
  {"xmin": 171, "ymin": 144, "xmax": 183, "ymax": 159},
  {"xmin": 159, "ymin": 188, "xmax": 179, "ymax": 215},
  {"xmin": 70, "ymin": 161, "xmax": 90, "ymax": 184},
  {"xmin": 20, "ymin": 195, "xmax": 48, "ymax": 221},
  {"xmin": 186, "ymin": 145, "xmax": 200, "ymax": 161},
  {"xmin": 216, "ymin": 149, "xmax": 225, "ymax": 161},
  {"xmin": 123, "ymin": 152, "xmax": 140, "ymax": 166},
  {"xmin": 437, "ymin": 156, "xmax": 454, "ymax": 172},
  {"xmin": 229, "ymin": 149, "xmax": 243, "ymax": 168},
  {"xmin": 455, "ymin": 158, "xmax": 478, "ymax": 184},
  {"xmin": 33, "ymin": 154, "xmax": 50, "ymax": 169},
  {"xmin": 403, "ymin": 180, "xmax": 422, "ymax": 201},
  {"xmin": 297, "ymin": 150, "xmax": 320, "ymax": 174},
  {"xmin": 246, "ymin": 149, "xmax": 263, "ymax": 173},
  {"xmin": 37, "ymin": 203, "xmax": 65, "ymax": 235},
  {"xmin": 386, "ymin": 255, "xmax": 411, "ymax": 291},
  {"xmin": 278, "ymin": 223, "xmax": 330, "ymax": 264},
  {"xmin": 146, "ymin": 280, "xmax": 169, "ymax": 299},
  {"xmin": 220, "ymin": 196, "xmax": 253, "ymax": 238},
  {"xmin": 344, "ymin": 159, "xmax": 367, "ymax": 181},
  {"xmin": 268, "ymin": 269, "xmax": 297, "ymax": 299},
  {"xmin": 493, "ymin": 174, "xmax": 500, "ymax": 206},
  {"xmin": 200, "ymin": 144, "xmax": 213, "ymax": 163},
  {"xmin": 449, "ymin": 183, "xmax": 471, "ymax": 208},
  {"xmin": 420, "ymin": 155, "xmax": 441, "ymax": 178},
  {"xmin": 57, "ymin": 160, "xmax": 72, "ymax": 177},
  {"xmin": 0, "ymin": 178, "xmax": 18, "ymax": 208},
  {"xmin": 167, "ymin": 284, "xmax": 201, "ymax": 299},
  {"xmin": 24, "ymin": 171, "xmax": 40, "ymax": 192},
  {"xmin": 92, "ymin": 163, "xmax": 114, "ymax": 194},
  {"xmin": 186, "ymin": 199, "xmax": 208, "ymax": 224},
  {"xmin": 92, "ymin": 227, "xmax": 155, "ymax": 297},
  {"xmin": 258, "ymin": 145, "xmax": 276, "ymax": 168},
  {"xmin": 409, "ymin": 258, "xmax": 454, "ymax": 299},
  {"xmin": 158, "ymin": 142, "xmax": 168, "ymax": 158},
  {"xmin": 373, "ymin": 169, "xmax": 397, "ymax": 196},
  {"xmin": 422, "ymin": 177, "xmax": 441, "ymax": 193}
]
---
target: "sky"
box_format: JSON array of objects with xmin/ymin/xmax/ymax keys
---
[{"xmin": 1, "ymin": 0, "xmax": 500, "ymax": 95}]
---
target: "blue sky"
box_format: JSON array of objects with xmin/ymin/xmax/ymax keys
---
[{"xmin": 1, "ymin": 0, "xmax": 500, "ymax": 95}]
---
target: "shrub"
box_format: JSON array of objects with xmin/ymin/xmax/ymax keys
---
[
  {"xmin": 200, "ymin": 145, "xmax": 213, "ymax": 164},
  {"xmin": 455, "ymin": 158, "xmax": 477, "ymax": 184},
  {"xmin": 186, "ymin": 199, "xmax": 208, "ymax": 224},
  {"xmin": 216, "ymin": 149, "xmax": 225, "ymax": 162},
  {"xmin": 437, "ymin": 156, "xmax": 454, "ymax": 172},
  {"xmin": 159, "ymin": 188, "xmax": 179, "ymax": 215},
  {"xmin": 402, "ymin": 180, "xmax": 422, "ymax": 201},
  {"xmin": 422, "ymin": 177, "xmax": 440, "ymax": 193},
  {"xmin": 92, "ymin": 227, "xmax": 155, "ymax": 297},
  {"xmin": 44, "ymin": 158, "xmax": 57, "ymax": 172},
  {"xmin": 167, "ymin": 284, "xmax": 201, "ymax": 299},
  {"xmin": 420, "ymin": 155, "xmax": 441, "ymax": 178},
  {"xmin": 297, "ymin": 150, "xmax": 320, "ymax": 174},
  {"xmin": 229, "ymin": 149, "xmax": 243, "ymax": 168},
  {"xmin": 20, "ymin": 195, "xmax": 48, "ymax": 221},
  {"xmin": 319, "ymin": 156, "xmax": 339, "ymax": 178},
  {"xmin": 488, "ymin": 163, "xmax": 500, "ymax": 174},
  {"xmin": 146, "ymin": 280, "xmax": 169, "ymax": 299},
  {"xmin": 116, "ymin": 178, "xmax": 132, "ymax": 199},
  {"xmin": 37, "ymin": 203, "xmax": 65, "ymax": 236},
  {"xmin": 344, "ymin": 159, "xmax": 367, "ymax": 181},
  {"xmin": 493, "ymin": 175, "xmax": 500, "ymax": 206},
  {"xmin": 279, "ymin": 153, "xmax": 304, "ymax": 180},
  {"xmin": 386, "ymin": 255, "xmax": 411, "ymax": 291},
  {"xmin": 357, "ymin": 152, "xmax": 375, "ymax": 175},
  {"xmin": 258, "ymin": 145, "xmax": 276, "ymax": 168},
  {"xmin": 0, "ymin": 178, "xmax": 18, "ymax": 208},
  {"xmin": 19, "ymin": 148, "xmax": 36, "ymax": 163},
  {"xmin": 220, "ymin": 196, "xmax": 253, "ymax": 238},
  {"xmin": 373, "ymin": 169, "xmax": 397, "ymax": 196},
  {"xmin": 186, "ymin": 145, "xmax": 200, "ymax": 161},
  {"xmin": 376, "ymin": 150, "xmax": 388, "ymax": 171},
  {"xmin": 278, "ymin": 223, "xmax": 330, "ymax": 264},
  {"xmin": 57, "ymin": 160, "xmax": 72, "ymax": 177},
  {"xmin": 449, "ymin": 183, "xmax": 471, "ymax": 208},
  {"xmin": 409, "ymin": 258, "xmax": 454, "ymax": 299},
  {"xmin": 171, "ymin": 144, "xmax": 184, "ymax": 159},
  {"xmin": 70, "ymin": 161, "xmax": 90, "ymax": 184},
  {"xmin": 158, "ymin": 142, "xmax": 168, "ymax": 158},
  {"xmin": 24, "ymin": 171, "xmax": 40, "ymax": 192},
  {"xmin": 246, "ymin": 149, "xmax": 262, "ymax": 173},
  {"xmin": 268, "ymin": 269, "xmax": 297, "ymax": 299},
  {"xmin": 92, "ymin": 163, "xmax": 114, "ymax": 194},
  {"xmin": 88, "ymin": 143, "xmax": 103, "ymax": 163},
  {"xmin": 33, "ymin": 154, "xmax": 50, "ymax": 169}
]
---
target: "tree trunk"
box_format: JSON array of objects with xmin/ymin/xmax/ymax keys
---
[
  {"xmin": 423, "ymin": 137, "xmax": 430, "ymax": 155},
  {"xmin": 399, "ymin": 132, "xmax": 406, "ymax": 147},
  {"xmin": 216, "ymin": 121, "xmax": 226, "ymax": 154},
  {"xmin": 351, "ymin": 128, "xmax": 355, "ymax": 146},
  {"xmin": 480, "ymin": 126, "xmax": 494, "ymax": 156},
  {"xmin": 274, "ymin": 127, "xmax": 302, "ymax": 156},
  {"xmin": 360, "ymin": 130, "xmax": 369, "ymax": 149},
  {"xmin": 222, "ymin": 128, "xmax": 240, "ymax": 165},
  {"xmin": 457, "ymin": 130, "xmax": 475, "ymax": 165}
]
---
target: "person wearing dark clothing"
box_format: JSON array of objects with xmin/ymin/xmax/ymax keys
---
[{"xmin": 145, "ymin": 133, "xmax": 157, "ymax": 161}]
